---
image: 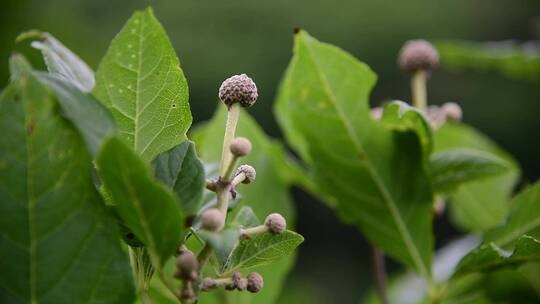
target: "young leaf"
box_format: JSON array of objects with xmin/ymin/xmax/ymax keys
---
[
  {"xmin": 224, "ymin": 231, "xmax": 304, "ymax": 273},
  {"xmin": 153, "ymin": 141, "xmax": 205, "ymax": 215},
  {"xmin": 20, "ymin": 31, "xmax": 95, "ymax": 92},
  {"xmin": 485, "ymin": 182, "xmax": 540, "ymax": 247},
  {"xmin": 430, "ymin": 148, "xmax": 511, "ymax": 193},
  {"xmin": 198, "ymin": 229, "xmax": 241, "ymax": 268},
  {"xmin": 193, "ymin": 107, "xmax": 306, "ymax": 304},
  {"xmin": 434, "ymin": 123, "xmax": 520, "ymax": 232},
  {"xmin": 0, "ymin": 56, "xmax": 134, "ymax": 303},
  {"xmin": 94, "ymin": 7, "xmax": 192, "ymax": 162},
  {"xmin": 275, "ymin": 30, "xmax": 433, "ymax": 277},
  {"xmin": 233, "ymin": 206, "xmax": 261, "ymax": 228},
  {"xmin": 380, "ymin": 100, "xmax": 433, "ymax": 156},
  {"xmin": 97, "ymin": 137, "xmax": 184, "ymax": 267},
  {"xmin": 455, "ymin": 235, "xmax": 540, "ymax": 276},
  {"xmin": 34, "ymin": 72, "xmax": 116, "ymax": 157}
]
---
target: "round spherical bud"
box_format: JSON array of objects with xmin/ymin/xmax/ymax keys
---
[
  {"xmin": 265, "ymin": 213, "xmax": 286, "ymax": 234},
  {"xmin": 426, "ymin": 105, "xmax": 446, "ymax": 130},
  {"xmin": 236, "ymin": 278, "xmax": 248, "ymax": 291},
  {"xmin": 398, "ymin": 40, "xmax": 439, "ymax": 73},
  {"xmin": 200, "ymin": 208, "xmax": 224, "ymax": 231},
  {"xmin": 226, "ymin": 271, "xmax": 242, "ymax": 291},
  {"xmin": 218, "ymin": 74, "xmax": 258, "ymax": 108},
  {"xmin": 370, "ymin": 107, "xmax": 383, "ymax": 120},
  {"xmin": 180, "ymin": 282, "xmax": 195, "ymax": 300},
  {"xmin": 235, "ymin": 164, "xmax": 256, "ymax": 184},
  {"xmin": 230, "ymin": 137, "xmax": 252, "ymax": 157},
  {"xmin": 441, "ymin": 102, "xmax": 462, "ymax": 121},
  {"xmin": 175, "ymin": 250, "xmax": 198, "ymax": 280},
  {"xmin": 246, "ymin": 272, "xmax": 264, "ymax": 293}
]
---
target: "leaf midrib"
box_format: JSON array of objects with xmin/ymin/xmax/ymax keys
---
[
  {"xmin": 133, "ymin": 13, "xmax": 144, "ymax": 153},
  {"xmin": 300, "ymin": 37, "xmax": 429, "ymax": 278}
]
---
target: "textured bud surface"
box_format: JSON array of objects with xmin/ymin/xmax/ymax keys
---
[
  {"xmin": 398, "ymin": 40, "xmax": 439, "ymax": 73},
  {"xmin": 235, "ymin": 164, "xmax": 256, "ymax": 184},
  {"xmin": 219, "ymin": 74, "xmax": 258, "ymax": 107},
  {"xmin": 265, "ymin": 213, "xmax": 286, "ymax": 234},
  {"xmin": 246, "ymin": 272, "xmax": 264, "ymax": 293},
  {"xmin": 175, "ymin": 250, "xmax": 198, "ymax": 280},
  {"xmin": 442, "ymin": 102, "xmax": 463, "ymax": 121},
  {"xmin": 202, "ymin": 278, "xmax": 217, "ymax": 291},
  {"xmin": 230, "ymin": 137, "xmax": 252, "ymax": 157},
  {"xmin": 200, "ymin": 208, "xmax": 224, "ymax": 231}
]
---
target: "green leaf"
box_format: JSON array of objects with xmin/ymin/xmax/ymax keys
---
[
  {"xmin": 193, "ymin": 107, "xmax": 305, "ymax": 304},
  {"xmin": 224, "ymin": 230, "xmax": 304, "ymax": 273},
  {"xmin": 22, "ymin": 31, "xmax": 95, "ymax": 92},
  {"xmin": 434, "ymin": 123, "xmax": 520, "ymax": 232},
  {"xmin": 153, "ymin": 141, "xmax": 205, "ymax": 216},
  {"xmin": 0, "ymin": 55, "xmax": 134, "ymax": 303},
  {"xmin": 275, "ymin": 30, "xmax": 433, "ymax": 277},
  {"xmin": 485, "ymin": 182, "xmax": 540, "ymax": 247},
  {"xmin": 455, "ymin": 235, "xmax": 540, "ymax": 276},
  {"xmin": 34, "ymin": 72, "xmax": 116, "ymax": 157},
  {"xmin": 94, "ymin": 7, "xmax": 192, "ymax": 162},
  {"xmin": 437, "ymin": 40, "xmax": 540, "ymax": 82},
  {"xmin": 97, "ymin": 137, "xmax": 184, "ymax": 267},
  {"xmin": 381, "ymin": 100, "xmax": 433, "ymax": 156},
  {"xmin": 198, "ymin": 229, "xmax": 241, "ymax": 269},
  {"xmin": 430, "ymin": 148, "xmax": 511, "ymax": 193},
  {"xmin": 233, "ymin": 206, "xmax": 261, "ymax": 228}
]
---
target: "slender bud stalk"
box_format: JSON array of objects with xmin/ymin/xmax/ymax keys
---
[
  {"xmin": 240, "ymin": 225, "xmax": 269, "ymax": 239},
  {"xmin": 411, "ymin": 70, "xmax": 428, "ymax": 112},
  {"xmin": 220, "ymin": 103, "xmax": 241, "ymax": 180}
]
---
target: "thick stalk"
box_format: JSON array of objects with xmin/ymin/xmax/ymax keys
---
[
  {"xmin": 411, "ymin": 70, "xmax": 428, "ymax": 112},
  {"xmin": 372, "ymin": 247, "xmax": 389, "ymax": 304},
  {"xmin": 219, "ymin": 103, "xmax": 241, "ymax": 180}
]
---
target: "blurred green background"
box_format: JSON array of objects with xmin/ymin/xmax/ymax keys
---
[{"xmin": 1, "ymin": 0, "xmax": 539, "ymax": 303}]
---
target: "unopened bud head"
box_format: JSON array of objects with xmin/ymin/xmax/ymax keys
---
[
  {"xmin": 230, "ymin": 137, "xmax": 252, "ymax": 157},
  {"xmin": 235, "ymin": 164, "xmax": 256, "ymax": 184},
  {"xmin": 200, "ymin": 208, "xmax": 224, "ymax": 231},
  {"xmin": 175, "ymin": 250, "xmax": 198, "ymax": 280},
  {"xmin": 202, "ymin": 278, "xmax": 217, "ymax": 291},
  {"xmin": 398, "ymin": 40, "xmax": 439, "ymax": 73},
  {"xmin": 219, "ymin": 74, "xmax": 258, "ymax": 108},
  {"xmin": 265, "ymin": 213, "xmax": 286, "ymax": 234},
  {"xmin": 441, "ymin": 102, "xmax": 462, "ymax": 121},
  {"xmin": 246, "ymin": 272, "xmax": 264, "ymax": 293}
]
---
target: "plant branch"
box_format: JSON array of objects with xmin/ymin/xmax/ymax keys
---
[
  {"xmin": 219, "ymin": 103, "xmax": 241, "ymax": 179},
  {"xmin": 411, "ymin": 70, "xmax": 428, "ymax": 112},
  {"xmin": 372, "ymin": 247, "xmax": 389, "ymax": 304}
]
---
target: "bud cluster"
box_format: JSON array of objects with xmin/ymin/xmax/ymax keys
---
[{"xmin": 171, "ymin": 74, "xmax": 291, "ymax": 302}]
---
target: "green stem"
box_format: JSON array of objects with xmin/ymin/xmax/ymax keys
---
[
  {"xmin": 411, "ymin": 70, "xmax": 428, "ymax": 112},
  {"xmin": 372, "ymin": 247, "xmax": 389, "ymax": 304},
  {"xmin": 219, "ymin": 103, "xmax": 241, "ymax": 180}
]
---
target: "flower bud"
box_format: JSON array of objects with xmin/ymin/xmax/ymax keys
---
[
  {"xmin": 219, "ymin": 74, "xmax": 258, "ymax": 108},
  {"xmin": 398, "ymin": 40, "xmax": 439, "ymax": 73},
  {"xmin": 226, "ymin": 271, "xmax": 242, "ymax": 291},
  {"xmin": 200, "ymin": 208, "xmax": 224, "ymax": 231},
  {"xmin": 265, "ymin": 213, "xmax": 286, "ymax": 234},
  {"xmin": 175, "ymin": 250, "xmax": 198, "ymax": 280},
  {"xmin": 370, "ymin": 107, "xmax": 383, "ymax": 120},
  {"xmin": 246, "ymin": 272, "xmax": 264, "ymax": 293},
  {"xmin": 236, "ymin": 278, "xmax": 248, "ymax": 291},
  {"xmin": 441, "ymin": 102, "xmax": 462, "ymax": 121},
  {"xmin": 230, "ymin": 137, "xmax": 252, "ymax": 157},
  {"xmin": 180, "ymin": 281, "xmax": 195, "ymax": 300},
  {"xmin": 426, "ymin": 105, "xmax": 446, "ymax": 130},
  {"xmin": 201, "ymin": 278, "xmax": 217, "ymax": 291},
  {"xmin": 235, "ymin": 164, "xmax": 256, "ymax": 184}
]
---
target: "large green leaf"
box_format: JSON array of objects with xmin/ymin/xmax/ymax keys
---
[
  {"xmin": 97, "ymin": 137, "xmax": 184, "ymax": 267},
  {"xmin": 455, "ymin": 235, "xmax": 540, "ymax": 276},
  {"xmin": 94, "ymin": 7, "xmax": 191, "ymax": 162},
  {"xmin": 434, "ymin": 123, "xmax": 520, "ymax": 232},
  {"xmin": 0, "ymin": 56, "xmax": 134, "ymax": 303},
  {"xmin": 224, "ymin": 231, "xmax": 304, "ymax": 274},
  {"xmin": 430, "ymin": 148, "xmax": 511, "ymax": 193},
  {"xmin": 485, "ymin": 182, "xmax": 540, "ymax": 247},
  {"xmin": 34, "ymin": 73, "xmax": 116, "ymax": 157},
  {"xmin": 275, "ymin": 30, "xmax": 433, "ymax": 277},
  {"xmin": 153, "ymin": 141, "xmax": 205, "ymax": 216},
  {"xmin": 192, "ymin": 106, "xmax": 305, "ymax": 304},
  {"xmin": 19, "ymin": 31, "xmax": 96, "ymax": 92}
]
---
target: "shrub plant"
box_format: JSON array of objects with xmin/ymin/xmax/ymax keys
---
[{"xmin": 0, "ymin": 6, "xmax": 539, "ymax": 304}]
